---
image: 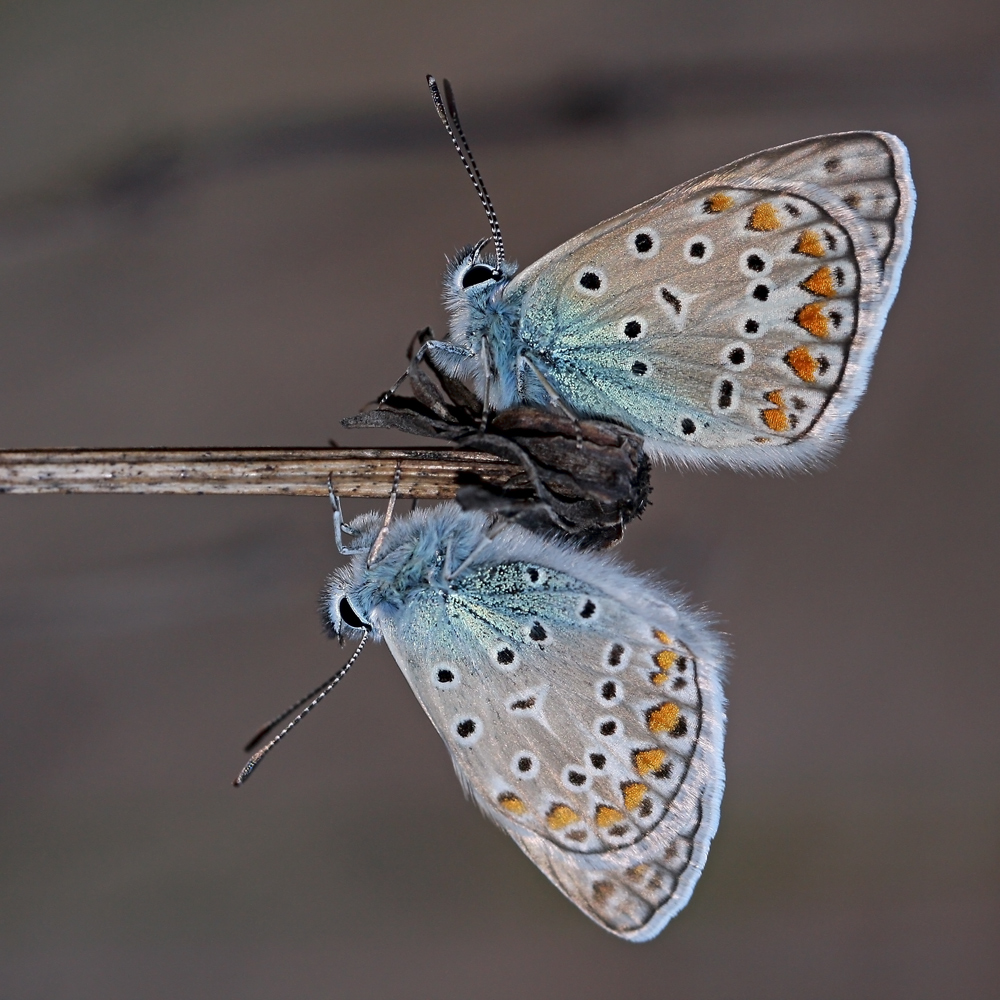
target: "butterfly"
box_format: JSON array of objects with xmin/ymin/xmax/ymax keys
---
[
  {"xmin": 416, "ymin": 77, "xmax": 915, "ymax": 471},
  {"xmin": 237, "ymin": 500, "xmax": 726, "ymax": 941}
]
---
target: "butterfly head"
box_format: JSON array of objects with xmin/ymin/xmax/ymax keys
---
[
  {"xmin": 321, "ymin": 510, "xmax": 387, "ymax": 642},
  {"xmin": 446, "ymin": 240, "xmax": 517, "ymax": 298},
  {"xmin": 442, "ymin": 241, "xmax": 523, "ymax": 410},
  {"xmin": 321, "ymin": 576, "xmax": 372, "ymax": 643}
]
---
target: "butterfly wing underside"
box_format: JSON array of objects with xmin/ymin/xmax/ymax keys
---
[
  {"xmin": 509, "ymin": 132, "xmax": 914, "ymax": 470},
  {"xmin": 378, "ymin": 547, "xmax": 725, "ymax": 941}
]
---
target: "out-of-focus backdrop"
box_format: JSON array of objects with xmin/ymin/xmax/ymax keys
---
[{"xmin": 0, "ymin": 3, "xmax": 996, "ymax": 998}]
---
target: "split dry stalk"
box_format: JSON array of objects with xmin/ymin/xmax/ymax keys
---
[{"xmin": 0, "ymin": 447, "xmax": 519, "ymax": 498}]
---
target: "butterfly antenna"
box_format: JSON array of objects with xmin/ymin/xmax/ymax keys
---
[
  {"xmin": 427, "ymin": 75, "xmax": 505, "ymax": 273},
  {"xmin": 234, "ymin": 632, "xmax": 369, "ymax": 786}
]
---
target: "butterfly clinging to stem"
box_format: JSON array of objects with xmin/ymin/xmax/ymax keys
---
[
  {"xmin": 238, "ymin": 495, "xmax": 726, "ymax": 941},
  {"xmin": 406, "ymin": 76, "xmax": 914, "ymax": 471}
]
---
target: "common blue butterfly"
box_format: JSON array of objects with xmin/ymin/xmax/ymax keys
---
[
  {"xmin": 417, "ymin": 77, "xmax": 915, "ymax": 471},
  {"xmin": 238, "ymin": 500, "xmax": 725, "ymax": 941}
]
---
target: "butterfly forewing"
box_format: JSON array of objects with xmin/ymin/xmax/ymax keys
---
[
  {"xmin": 507, "ymin": 132, "xmax": 913, "ymax": 470},
  {"xmin": 379, "ymin": 544, "xmax": 725, "ymax": 941}
]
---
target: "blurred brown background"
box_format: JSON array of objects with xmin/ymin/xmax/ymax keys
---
[{"xmin": 0, "ymin": 2, "xmax": 997, "ymax": 997}]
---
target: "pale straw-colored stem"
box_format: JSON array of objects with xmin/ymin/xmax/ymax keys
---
[{"xmin": 0, "ymin": 448, "xmax": 519, "ymax": 498}]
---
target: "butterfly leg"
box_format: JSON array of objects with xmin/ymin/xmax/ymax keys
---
[
  {"xmin": 379, "ymin": 329, "xmax": 434, "ymax": 402},
  {"xmin": 328, "ymin": 476, "xmax": 367, "ymax": 556},
  {"xmin": 366, "ymin": 462, "xmax": 402, "ymax": 568},
  {"xmin": 380, "ymin": 337, "xmax": 475, "ymax": 403},
  {"xmin": 522, "ymin": 356, "xmax": 584, "ymax": 446},
  {"xmin": 521, "ymin": 355, "xmax": 573, "ymax": 415},
  {"xmin": 479, "ymin": 339, "xmax": 493, "ymax": 430},
  {"xmin": 515, "ymin": 353, "xmax": 528, "ymax": 400},
  {"xmin": 441, "ymin": 534, "xmax": 461, "ymax": 582},
  {"xmin": 444, "ymin": 535, "xmax": 492, "ymax": 582},
  {"xmin": 379, "ymin": 340, "xmax": 428, "ymax": 403}
]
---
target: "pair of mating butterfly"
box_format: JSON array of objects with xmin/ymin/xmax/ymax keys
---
[{"xmin": 236, "ymin": 77, "xmax": 915, "ymax": 941}]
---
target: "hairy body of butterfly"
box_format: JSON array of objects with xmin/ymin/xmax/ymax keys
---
[
  {"xmin": 429, "ymin": 132, "xmax": 914, "ymax": 471},
  {"xmin": 323, "ymin": 503, "xmax": 725, "ymax": 941}
]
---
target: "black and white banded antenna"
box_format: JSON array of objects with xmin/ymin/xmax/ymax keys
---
[
  {"xmin": 427, "ymin": 75, "xmax": 505, "ymax": 275},
  {"xmin": 233, "ymin": 632, "xmax": 368, "ymax": 786}
]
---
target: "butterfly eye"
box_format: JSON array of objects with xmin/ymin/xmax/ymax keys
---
[
  {"xmin": 461, "ymin": 263, "xmax": 496, "ymax": 288},
  {"xmin": 338, "ymin": 597, "xmax": 368, "ymax": 630}
]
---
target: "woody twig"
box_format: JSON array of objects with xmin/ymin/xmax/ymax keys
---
[{"xmin": 0, "ymin": 447, "xmax": 518, "ymax": 498}]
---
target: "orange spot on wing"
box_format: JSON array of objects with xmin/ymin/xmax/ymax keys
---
[
  {"xmin": 546, "ymin": 804, "xmax": 580, "ymax": 830},
  {"xmin": 653, "ymin": 629, "xmax": 672, "ymax": 645},
  {"xmin": 498, "ymin": 792, "xmax": 527, "ymax": 814},
  {"xmin": 795, "ymin": 302, "xmax": 830, "ymax": 337},
  {"xmin": 624, "ymin": 864, "xmax": 650, "ymax": 884},
  {"xmin": 596, "ymin": 805, "xmax": 625, "ymax": 828},
  {"xmin": 761, "ymin": 408, "xmax": 791, "ymax": 432},
  {"xmin": 633, "ymin": 748, "xmax": 668, "ymax": 775},
  {"xmin": 785, "ymin": 345, "xmax": 820, "ymax": 382},
  {"xmin": 654, "ymin": 649, "xmax": 678, "ymax": 671},
  {"xmin": 651, "ymin": 647, "xmax": 677, "ymax": 685},
  {"xmin": 748, "ymin": 202, "xmax": 781, "ymax": 231},
  {"xmin": 622, "ymin": 782, "xmax": 648, "ymax": 811},
  {"xmin": 801, "ymin": 266, "xmax": 837, "ymax": 298},
  {"xmin": 704, "ymin": 192, "xmax": 734, "ymax": 213},
  {"xmin": 647, "ymin": 702, "xmax": 682, "ymax": 733},
  {"xmin": 761, "ymin": 389, "xmax": 796, "ymax": 432},
  {"xmin": 794, "ymin": 229, "xmax": 826, "ymax": 257}
]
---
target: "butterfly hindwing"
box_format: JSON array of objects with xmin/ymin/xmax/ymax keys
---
[
  {"xmin": 507, "ymin": 132, "xmax": 914, "ymax": 470},
  {"xmin": 376, "ymin": 525, "xmax": 725, "ymax": 941}
]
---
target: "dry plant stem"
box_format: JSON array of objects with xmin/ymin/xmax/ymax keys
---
[{"xmin": 0, "ymin": 448, "xmax": 519, "ymax": 498}]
